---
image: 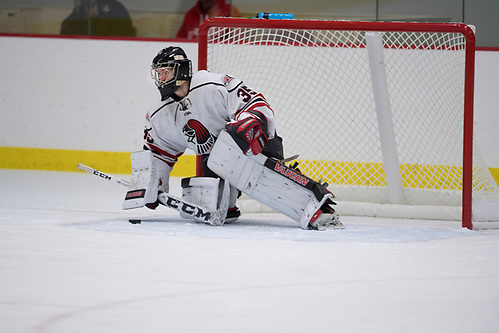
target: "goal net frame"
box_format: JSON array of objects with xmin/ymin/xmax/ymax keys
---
[{"xmin": 197, "ymin": 17, "xmax": 497, "ymax": 230}]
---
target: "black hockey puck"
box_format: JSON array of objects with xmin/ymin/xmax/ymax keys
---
[{"xmin": 129, "ymin": 219, "xmax": 141, "ymax": 224}]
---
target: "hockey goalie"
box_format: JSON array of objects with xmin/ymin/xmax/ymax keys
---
[{"xmin": 122, "ymin": 46, "xmax": 343, "ymax": 230}]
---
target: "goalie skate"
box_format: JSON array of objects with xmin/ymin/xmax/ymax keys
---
[
  {"xmin": 308, "ymin": 200, "xmax": 344, "ymax": 230},
  {"xmin": 310, "ymin": 213, "xmax": 343, "ymax": 230}
]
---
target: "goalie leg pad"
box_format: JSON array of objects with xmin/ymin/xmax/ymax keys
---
[
  {"xmin": 123, "ymin": 150, "xmax": 171, "ymax": 210},
  {"xmin": 180, "ymin": 177, "xmax": 220, "ymax": 219},
  {"xmin": 208, "ymin": 130, "xmax": 334, "ymax": 229},
  {"xmin": 180, "ymin": 177, "xmax": 234, "ymax": 224}
]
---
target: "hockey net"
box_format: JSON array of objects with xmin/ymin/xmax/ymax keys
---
[{"xmin": 198, "ymin": 18, "xmax": 499, "ymax": 229}]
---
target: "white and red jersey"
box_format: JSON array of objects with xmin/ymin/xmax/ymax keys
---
[{"xmin": 143, "ymin": 70, "xmax": 276, "ymax": 167}]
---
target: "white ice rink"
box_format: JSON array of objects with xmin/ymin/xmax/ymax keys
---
[{"xmin": 1, "ymin": 169, "xmax": 498, "ymax": 333}]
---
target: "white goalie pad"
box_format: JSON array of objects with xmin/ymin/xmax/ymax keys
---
[
  {"xmin": 180, "ymin": 177, "xmax": 220, "ymax": 219},
  {"xmin": 208, "ymin": 130, "xmax": 333, "ymax": 229},
  {"xmin": 180, "ymin": 177, "xmax": 238, "ymax": 223},
  {"xmin": 123, "ymin": 150, "xmax": 172, "ymax": 210}
]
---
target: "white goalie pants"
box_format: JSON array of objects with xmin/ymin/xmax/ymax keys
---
[{"xmin": 208, "ymin": 130, "xmax": 332, "ymax": 229}]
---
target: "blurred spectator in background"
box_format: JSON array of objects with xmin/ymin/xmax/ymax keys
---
[
  {"xmin": 61, "ymin": 0, "xmax": 135, "ymax": 37},
  {"xmin": 60, "ymin": 0, "xmax": 98, "ymax": 35},
  {"xmin": 177, "ymin": 0, "xmax": 241, "ymax": 39},
  {"xmin": 94, "ymin": 0, "xmax": 135, "ymax": 36}
]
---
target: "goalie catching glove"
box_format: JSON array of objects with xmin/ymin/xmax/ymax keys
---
[{"xmin": 225, "ymin": 111, "xmax": 268, "ymax": 156}]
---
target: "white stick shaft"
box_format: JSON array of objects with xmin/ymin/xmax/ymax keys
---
[{"xmin": 77, "ymin": 163, "xmax": 130, "ymax": 187}]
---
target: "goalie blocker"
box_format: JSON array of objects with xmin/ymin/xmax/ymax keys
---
[{"xmin": 208, "ymin": 130, "xmax": 342, "ymax": 229}]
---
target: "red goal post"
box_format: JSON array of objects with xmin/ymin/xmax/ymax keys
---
[{"xmin": 197, "ymin": 18, "xmax": 498, "ymax": 229}]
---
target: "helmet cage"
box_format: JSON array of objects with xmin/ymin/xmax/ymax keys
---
[{"xmin": 151, "ymin": 62, "xmax": 179, "ymax": 89}]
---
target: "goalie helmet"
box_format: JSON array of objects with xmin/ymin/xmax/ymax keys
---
[{"xmin": 151, "ymin": 46, "xmax": 192, "ymax": 100}]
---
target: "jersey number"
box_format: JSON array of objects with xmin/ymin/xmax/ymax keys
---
[
  {"xmin": 144, "ymin": 128, "xmax": 154, "ymax": 144},
  {"xmin": 237, "ymin": 85, "xmax": 257, "ymax": 102}
]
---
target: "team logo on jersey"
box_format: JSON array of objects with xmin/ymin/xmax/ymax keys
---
[
  {"xmin": 223, "ymin": 75, "xmax": 234, "ymax": 86},
  {"xmin": 182, "ymin": 119, "xmax": 215, "ymax": 155},
  {"xmin": 176, "ymin": 98, "xmax": 192, "ymax": 112}
]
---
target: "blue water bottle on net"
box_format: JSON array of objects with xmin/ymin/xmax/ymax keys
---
[{"xmin": 255, "ymin": 13, "xmax": 295, "ymax": 20}]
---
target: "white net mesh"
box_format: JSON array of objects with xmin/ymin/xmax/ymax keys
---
[{"xmin": 203, "ymin": 21, "xmax": 499, "ymax": 222}]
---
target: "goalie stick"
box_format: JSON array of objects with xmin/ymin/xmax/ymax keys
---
[
  {"xmin": 76, "ymin": 163, "xmax": 230, "ymax": 226},
  {"xmin": 279, "ymin": 154, "xmax": 299, "ymax": 163}
]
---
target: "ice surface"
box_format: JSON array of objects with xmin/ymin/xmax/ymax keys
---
[{"xmin": 1, "ymin": 169, "xmax": 498, "ymax": 333}]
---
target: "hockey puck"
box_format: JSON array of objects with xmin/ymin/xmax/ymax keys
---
[{"xmin": 129, "ymin": 219, "xmax": 141, "ymax": 224}]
